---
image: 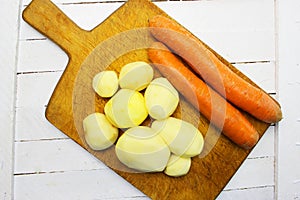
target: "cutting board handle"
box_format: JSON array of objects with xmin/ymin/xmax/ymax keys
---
[{"xmin": 22, "ymin": 0, "xmax": 89, "ymax": 57}]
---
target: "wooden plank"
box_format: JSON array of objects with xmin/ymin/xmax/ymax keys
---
[
  {"xmin": 20, "ymin": 0, "xmax": 275, "ymax": 40},
  {"xmin": 17, "ymin": 40, "xmax": 68, "ymax": 73},
  {"xmin": 15, "ymin": 106, "xmax": 68, "ymax": 141},
  {"xmin": 0, "ymin": 0, "xmax": 20, "ymax": 199},
  {"xmin": 217, "ymin": 186, "xmax": 274, "ymax": 200},
  {"xmin": 15, "ymin": 71, "xmax": 67, "ymax": 141},
  {"xmin": 14, "ymin": 170, "xmax": 147, "ymax": 200},
  {"xmin": 17, "ymin": 31, "xmax": 274, "ymax": 72},
  {"xmin": 156, "ymin": 0, "xmax": 274, "ymax": 33},
  {"xmin": 16, "ymin": 71, "xmax": 62, "ymax": 108},
  {"xmin": 19, "ymin": 0, "xmax": 275, "ymax": 65},
  {"xmin": 234, "ymin": 62, "xmax": 276, "ymax": 94},
  {"xmin": 224, "ymin": 156, "xmax": 274, "ymax": 190},
  {"xmin": 15, "ymin": 162, "xmax": 274, "ymax": 200},
  {"xmin": 277, "ymin": 0, "xmax": 300, "ymax": 199},
  {"xmin": 14, "ymin": 139, "xmax": 107, "ymax": 174},
  {"xmin": 19, "ymin": 18, "xmax": 45, "ymax": 40},
  {"xmin": 248, "ymin": 126, "xmax": 274, "ymax": 158},
  {"xmin": 195, "ymin": 31, "xmax": 275, "ymax": 63},
  {"xmin": 14, "ymin": 157, "xmax": 273, "ymax": 200}
]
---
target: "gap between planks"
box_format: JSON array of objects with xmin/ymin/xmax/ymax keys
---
[
  {"xmin": 222, "ymin": 184, "xmax": 274, "ymax": 192},
  {"xmin": 13, "ymin": 168, "xmax": 275, "ymax": 193},
  {"xmin": 16, "ymin": 69, "xmax": 63, "ymax": 75},
  {"xmin": 14, "ymin": 168, "xmax": 107, "ymax": 176}
]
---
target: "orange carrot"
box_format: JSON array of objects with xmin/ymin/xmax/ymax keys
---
[
  {"xmin": 148, "ymin": 42, "xmax": 259, "ymax": 149},
  {"xmin": 149, "ymin": 15, "xmax": 282, "ymax": 123}
]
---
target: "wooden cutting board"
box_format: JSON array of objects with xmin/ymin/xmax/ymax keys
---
[{"xmin": 22, "ymin": 0, "xmax": 273, "ymax": 199}]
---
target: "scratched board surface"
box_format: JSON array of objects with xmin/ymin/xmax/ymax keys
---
[{"xmin": 22, "ymin": 0, "xmax": 272, "ymax": 199}]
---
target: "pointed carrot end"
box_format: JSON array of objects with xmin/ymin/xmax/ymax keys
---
[
  {"xmin": 241, "ymin": 131, "xmax": 260, "ymax": 150},
  {"xmin": 275, "ymin": 108, "xmax": 283, "ymax": 123}
]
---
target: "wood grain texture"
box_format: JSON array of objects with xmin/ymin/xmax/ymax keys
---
[{"xmin": 22, "ymin": 0, "xmax": 275, "ymax": 199}]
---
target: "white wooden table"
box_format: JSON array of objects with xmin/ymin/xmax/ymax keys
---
[{"xmin": 1, "ymin": 0, "xmax": 299, "ymax": 199}]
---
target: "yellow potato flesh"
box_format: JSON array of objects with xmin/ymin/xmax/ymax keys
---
[
  {"xmin": 119, "ymin": 61, "xmax": 153, "ymax": 91},
  {"xmin": 152, "ymin": 117, "xmax": 204, "ymax": 157},
  {"xmin": 164, "ymin": 154, "xmax": 191, "ymax": 177},
  {"xmin": 115, "ymin": 126, "xmax": 170, "ymax": 172},
  {"xmin": 104, "ymin": 89, "xmax": 148, "ymax": 128},
  {"xmin": 92, "ymin": 71, "xmax": 118, "ymax": 98},
  {"xmin": 83, "ymin": 113, "xmax": 118, "ymax": 150},
  {"xmin": 87, "ymin": 64, "xmax": 203, "ymax": 177},
  {"xmin": 145, "ymin": 78, "xmax": 179, "ymax": 120}
]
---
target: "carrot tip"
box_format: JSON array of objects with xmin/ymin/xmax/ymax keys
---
[
  {"xmin": 276, "ymin": 109, "xmax": 283, "ymax": 122},
  {"xmin": 241, "ymin": 131, "xmax": 259, "ymax": 149}
]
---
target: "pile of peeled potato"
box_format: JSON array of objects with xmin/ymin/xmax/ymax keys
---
[{"xmin": 83, "ymin": 61, "xmax": 204, "ymax": 177}]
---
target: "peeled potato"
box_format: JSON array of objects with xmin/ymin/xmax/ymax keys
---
[
  {"xmin": 144, "ymin": 77, "xmax": 179, "ymax": 120},
  {"xmin": 104, "ymin": 89, "xmax": 148, "ymax": 128},
  {"xmin": 83, "ymin": 113, "xmax": 118, "ymax": 150},
  {"xmin": 115, "ymin": 126, "xmax": 170, "ymax": 172},
  {"xmin": 92, "ymin": 71, "xmax": 119, "ymax": 98},
  {"xmin": 164, "ymin": 154, "xmax": 191, "ymax": 177},
  {"xmin": 119, "ymin": 61, "xmax": 153, "ymax": 91},
  {"xmin": 151, "ymin": 117, "xmax": 204, "ymax": 157}
]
